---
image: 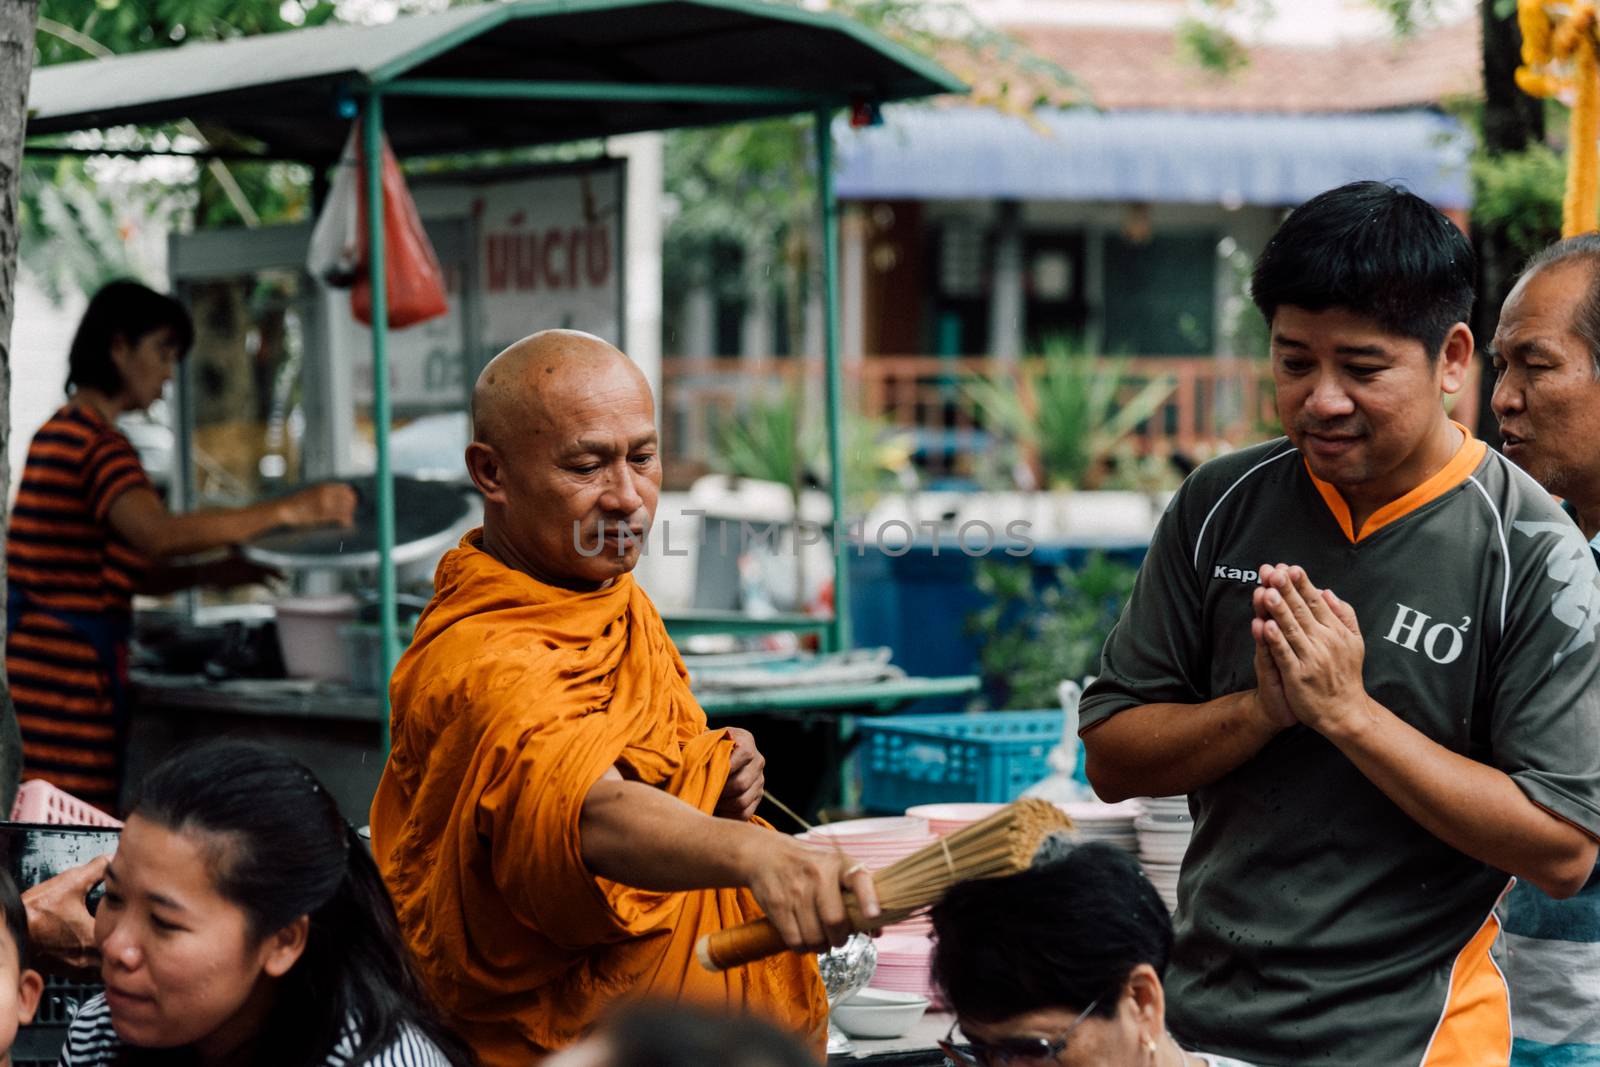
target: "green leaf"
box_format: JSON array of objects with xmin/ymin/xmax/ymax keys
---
[{"xmin": 967, "ymin": 553, "xmax": 1139, "ymax": 709}]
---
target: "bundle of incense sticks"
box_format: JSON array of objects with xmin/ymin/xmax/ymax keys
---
[{"xmin": 697, "ymin": 797, "xmax": 1074, "ymax": 971}]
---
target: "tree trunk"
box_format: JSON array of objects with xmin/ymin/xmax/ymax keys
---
[
  {"xmin": 0, "ymin": 0, "xmax": 40, "ymax": 813},
  {"xmin": 1471, "ymin": 3, "xmax": 1545, "ymax": 444}
]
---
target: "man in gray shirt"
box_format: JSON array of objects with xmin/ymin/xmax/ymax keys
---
[{"xmin": 1081, "ymin": 182, "xmax": 1600, "ymax": 1067}]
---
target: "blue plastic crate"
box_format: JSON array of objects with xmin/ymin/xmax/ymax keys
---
[{"xmin": 858, "ymin": 710, "xmax": 1077, "ymax": 813}]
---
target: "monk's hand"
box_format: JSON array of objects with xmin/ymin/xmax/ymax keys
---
[
  {"xmin": 715, "ymin": 728, "xmax": 765, "ymax": 821},
  {"xmin": 1254, "ymin": 564, "xmax": 1371, "ymax": 740},
  {"xmin": 744, "ymin": 837, "xmax": 880, "ymax": 953},
  {"xmin": 23, "ymin": 854, "xmax": 110, "ymax": 979}
]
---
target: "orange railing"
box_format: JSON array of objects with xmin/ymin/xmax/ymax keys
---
[
  {"xmin": 662, "ymin": 355, "xmax": 1267, "ymax": 480},
  {"xmin": 660, "ymin": 355, "xmax": 1481, "ymax": 480}
]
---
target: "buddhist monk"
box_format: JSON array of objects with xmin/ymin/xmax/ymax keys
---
[{"xmin": 369, "ymin": 330, "xmax": 870, "ymax": 1066}]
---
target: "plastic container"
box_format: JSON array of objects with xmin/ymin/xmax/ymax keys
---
[
  {"xmin": 858, "ymin": 710, "xmax": 1071, "ymax": 813},
  {"xmin": 847, "ymin": 541, "xmax": 1150, "ymax": 709},
  {"xmin": 339, "ymin": 615, "xmax": 420, "ymax": 694},
  {"xmin": 10, "ymin": 781, "xmax": 121, "ymax": 827},
  {"xmin": 274, "ymin": 595, "xmax": 359, "ymax": 682}
]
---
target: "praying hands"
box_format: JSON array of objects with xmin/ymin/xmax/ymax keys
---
[{"xmin": 1251, "ymin": 563, "xmax": 1376, "ymax": 740}]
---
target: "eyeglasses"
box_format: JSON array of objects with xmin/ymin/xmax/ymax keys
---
[{"xmin": 937, "ymin": 997, "xmax": 1104, "ymax": 1066}]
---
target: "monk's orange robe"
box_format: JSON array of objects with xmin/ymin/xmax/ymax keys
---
[{"xmin": 370, "ymin": 529, "xmax": 827, "ymax": 1065}]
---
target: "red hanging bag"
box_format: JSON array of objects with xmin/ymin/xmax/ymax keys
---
[{"xmin": 350, "ymin": 121, "xmax": 449, "ymax": 328}]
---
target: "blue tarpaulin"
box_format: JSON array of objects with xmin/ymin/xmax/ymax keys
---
[{"xmin": 834, "ymin": 106, "xmax": 1471, "ymax": 209}]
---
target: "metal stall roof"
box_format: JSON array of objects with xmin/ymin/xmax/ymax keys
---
[
  {"xmin": 28, "ymin": 0, "xmax": 966, "ymax": 721},
  {"xmin": 833, "ymin": 106, "xmax": 1471, "ymax": 209},
  {"xmin": 28, "ymin": 0, "xmax": 964, "ymax": 160}
]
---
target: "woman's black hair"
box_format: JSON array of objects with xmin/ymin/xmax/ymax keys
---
[
  {"xmin": 67, "ymin": 279, "xmax": 194, "ymax": 396},
  {"xmin": 1250, "ymin": 180, "xmax": 1475, "ymax": 358},
  {"xmin": 122, "ymin": 740, "xmax": 473, "ymax": 1067},
  {"xmin": 930, "ymin": 842, "xmax": 1173, "ymax": 1024}
]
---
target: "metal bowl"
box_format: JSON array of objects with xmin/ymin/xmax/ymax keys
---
[{"xmin": 243, "ymin": 476, "xmax": 476, "ymax": 571}]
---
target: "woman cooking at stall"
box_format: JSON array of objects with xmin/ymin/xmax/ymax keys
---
[{"xmin": 6, "ymin": 279, "xmax": 356, "ymax": 810}]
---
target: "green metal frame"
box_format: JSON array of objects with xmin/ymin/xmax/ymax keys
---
[
  {"xmin": 382, "ymin": 79, "xmax": 837, "ymax": 107},
  {"xmin": 365, "ymin": 0, "xmax": 966, "ymax": 96},
  {"xmin": 662, "ymin": 610, "xmax": 830, "ymax": 645},
  {"xmin": 361, "ymin": 92, "xmax": 401, "ymax": 746},
  {"xmin": 814, "ymin": 107, "xmax": 850, "ymax": 653},
  {"xmin": 19, "ymin": 0, "xmax": 967, "ymax": 763}
]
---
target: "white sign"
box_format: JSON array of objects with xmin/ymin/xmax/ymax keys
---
[
  {"xmin": 476, "ymin": 166, "xmax": 623, "ymax": 351},
  {"xmin": 347, "ymin": 163, "xmax": 624, "ymax": 414},
  {"xmin": 343, "ymin": 264, "xmax": 468, "ymax": 416}
]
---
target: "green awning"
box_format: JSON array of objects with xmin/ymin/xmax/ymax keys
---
[{"xmin": 27, "ymin": 0, "xmax": 964, "ymax": 161}]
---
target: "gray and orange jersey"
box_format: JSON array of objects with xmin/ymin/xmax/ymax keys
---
[{"xmin": 1082, "ymin": 426, "xmax": 1600, "ymax": 1067}]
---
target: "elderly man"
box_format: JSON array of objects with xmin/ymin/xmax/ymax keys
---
[
  {"xmin": 1489, "ymin": 235, "xmax": 1600, "ymax": 1067},
  {"xmin": 369, "ymin": 331, "xmax": 866, "ymax": 1065},
  {"xmin": 1080, "ymin": 182, "xmax": 1600, "ymax": 1067}
]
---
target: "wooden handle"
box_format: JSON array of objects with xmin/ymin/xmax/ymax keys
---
[{"xmin": 697, "ymin": 917, "xmax": 788, "ymax": 972}]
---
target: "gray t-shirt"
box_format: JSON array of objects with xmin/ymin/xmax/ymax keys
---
[{"xmin": 1082, "ymin": 435, "xmax": 1600, "ymax": 1067}]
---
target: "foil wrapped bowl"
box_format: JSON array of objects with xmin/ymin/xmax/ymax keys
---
[{"xmin": 819, "ymin": 933, "xmax": 878, "ymax": 1055}]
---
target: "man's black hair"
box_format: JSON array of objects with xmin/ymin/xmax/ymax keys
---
[
  {"xmin": 67, "ymin": 279, "xmax": 193, "ymax": 396},
  {"xmin": 1250, "ymin": 180, "xmax": 1475, "ymax": 357},
  {"xmin": 1516, "ymin": 234, "xmax": 1600, "ymax": 378},
  {"xmin": 0, "ymin": 869, "xmax": 30, "ymax": 973},
  {"xmin": 930, "ymin": 842, "xmax": 1172, "ymax": 1023}
]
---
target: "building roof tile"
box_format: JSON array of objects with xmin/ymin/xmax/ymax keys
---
[{"xmin": 1009, "ymin": 17, "xmax": 1480, "ymax": 113}]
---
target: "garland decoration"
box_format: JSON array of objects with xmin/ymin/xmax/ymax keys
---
[{"xmin": 1517, "ymin": 1, "xmax": 1600, "ymax": 236}]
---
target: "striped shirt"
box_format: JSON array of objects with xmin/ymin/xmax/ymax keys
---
[
  {"xmin": 9, "ymin": 404, "xmax": 150, "ymax": 615},
  {"xmin": 6, "ymin": 403, "xmax": 152, "ymax": 808},
  {"xmin": 59, "ymin": 993, "xmax": 458, "ymax": 1066}
]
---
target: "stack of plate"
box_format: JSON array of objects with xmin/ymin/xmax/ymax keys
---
[
  {"xmin": 798, "ymin": 816, "xmax": 935, "ymax": 869},
  {"xmin": 904, "ymin": 803, "xmax": 1004, "ymax": 836},
  {"xmin": 1057, "ymin": 800, "xmax": 1143, "ymax": 853},
  {"xmin": 1143, "ymin": 796, "xmax": 1191, "ymax": 821},
  {"xmin": 867, "ymin": 934, "xmax": 939, "ymax": 1001},
  {"xmin": 1141, "ymin": 859, "xmax": 1182, "ymax": 913},
  {"xmin": 1135, "ymin": 795, "xmax": 1193, "ymax": 914},
  {"xmin": 797, "ymin": 816, "xmax": 938, "ymax": 939}
]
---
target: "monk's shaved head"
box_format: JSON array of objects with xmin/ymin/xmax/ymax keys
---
[
  {"xmin": 471, "ymin": 329, "xmax": 648, "ymax": 452},
  {"xmin": 464, "ymin": 329, "xmax": 661, "ymax": 590}
]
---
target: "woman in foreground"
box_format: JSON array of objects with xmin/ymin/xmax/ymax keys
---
[{"xmin": 60, "ymin": 740, "xmax": 471, "ymax": 1066}]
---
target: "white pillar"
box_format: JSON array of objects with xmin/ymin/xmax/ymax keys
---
[
  {"xmin": 8, "ymin": 271, "xmax": 81, "ymax": 505},
  {"xmin": 611, "ymin": 132, "xmax": 665, "ymax": 405},
  {"xmin": 804, "ymin": 289, "xmax": 823, "ymax": 359},
  {"xmin": 987, "ymin": 200, "xmax": 1024, "ymax": 362},
  {"xmin": 741, "ymin": 248, "xmax": 773, "ymax": 361},
  {"xmin": 841, "ymin": 204, "xmax": 867, "ymax": 363},
  {"xmin": 684, "ymin": 284, "xmax": 715, "ymax": 359}
]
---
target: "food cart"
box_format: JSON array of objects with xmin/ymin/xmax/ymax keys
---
[
  {"xmin": 24, "ymin": 7, "xmax": 978, "ymax": 1061},
  {"xmin": 27, "ymin": 0, "xmax": 977, "ymax": 816}
]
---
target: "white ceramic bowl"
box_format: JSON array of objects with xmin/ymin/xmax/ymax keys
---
[{"xmin": 832, "ymin": 990, "xmax": 931, "ymax": 1039}]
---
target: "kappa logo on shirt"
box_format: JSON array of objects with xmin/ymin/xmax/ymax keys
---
[{"xmin": 1211, "ymin": 564, "xmax": 1260, "ymax": 586}]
